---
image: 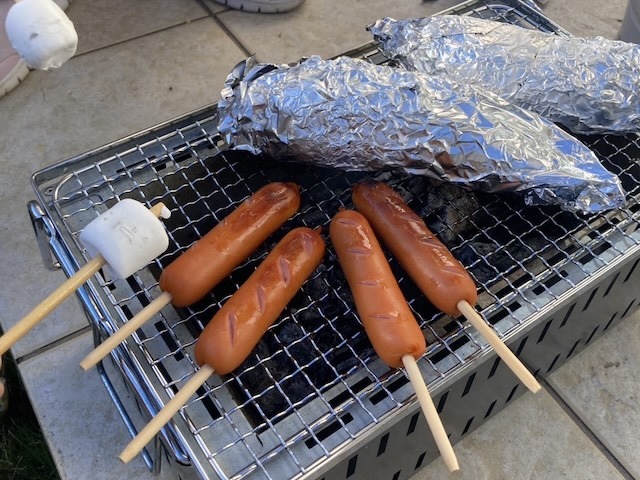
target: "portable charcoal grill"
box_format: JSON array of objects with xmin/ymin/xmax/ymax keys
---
[{"xmin": 28, "ymin": 1, "xmax": 640, "ymax": 479}]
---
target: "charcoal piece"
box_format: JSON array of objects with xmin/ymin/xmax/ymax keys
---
[
  {"xmin": 288, "ymin": 338, "xmax": 318, "ymax": 367},
  {"xmin": 457, "ymin": 242, "xmax": 500, "ymax": 285},
  {"xmin": 311, "ymin": 327, "xmax": 342, "ymax": 357},
  {"xmin": 296, "ymin": 307, "xmax": 327, "ymax": 332},
  {"xmin": 295, "ymin": 207, "xmax": 332, "ymax": 229},
  {"xmin": 302, "ymin": 264, "xmax": 330, "ymax": 298},
  {"xmin": 254, "ymin": 386, "xmax": 287, "ymax": 420},
  {"xmin": 273, "ymin": 321, "xmax": 305, "ymax": 347},
  {"xmin": 415, "ymin": 189, "xmax": 446, "ymax": 215},
  {"xmin": 289, "ymin": 340, "xmax": 336, "ymax": 387},
  {"xmin": 426, "ymin": 189, "xmax": 480, "ymax": 246},
  {"xmin": 306, "ymin": 181, "xmax": 343, "ymax": 203},
  {"xmin": 280, "ymin": 375, "xmax": 313, "ymax": 406},
  {"xmin": 286, "ymin": 287, "xmax": 313, "ymax": 311}
]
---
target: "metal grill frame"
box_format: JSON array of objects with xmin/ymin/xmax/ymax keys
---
[{"xmin": 29, "ymin": 1, "xmax": 640, "ymax": 479}]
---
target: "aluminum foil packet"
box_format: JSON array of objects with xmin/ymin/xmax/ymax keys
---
[
  {"xmin": 368, "ymin": 15, "xmax": 640, "ymax": 135},
  {"xmin": 217, "ymin": 56, "xmax": 625, "ymax": 214}
]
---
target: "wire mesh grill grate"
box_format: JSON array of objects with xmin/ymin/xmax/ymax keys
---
[{"xmin": 32, "ymin": 1, "xmax": 640, "ymax": 479}]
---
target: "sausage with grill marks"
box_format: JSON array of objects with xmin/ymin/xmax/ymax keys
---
[
  {"xmin": 352, "ymin": 181, "xmax": 477, "ymax": 317},
  {"xmin": 79, "ymin": 182, "xmax": 302, "ymax": 372},
  {"xmin": 160, "ymin": 182, "xmax": 300, "ymax": 307},
  {"xmin": 194, "ymin": 227, "xmax": 325, "ymax": 375},
  {"xmin": 352, "ymin": 182, "xmax": 543, "ymax": 396},
  {"xmin": 119, "ymin": 226, "xmax": 325, "ymax": 463},
  {"xmin": 329, "ymin": 209, "xmax": 426, "ymax": 369}
]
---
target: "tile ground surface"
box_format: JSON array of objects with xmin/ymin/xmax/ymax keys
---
[{"xmin": 0, "ymin": 0, "xmax": 637, "ymax": 479}]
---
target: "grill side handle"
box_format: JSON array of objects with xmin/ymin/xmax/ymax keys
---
[{"xmin": 28, "ymin": 200, "xmax": 62, "ymax": 271}]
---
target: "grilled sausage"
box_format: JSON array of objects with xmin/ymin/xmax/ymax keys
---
[
  {"xmin": 194, "ymin": 227, "xmax": 325, "ymax": 375},
  {"xmin": 160, "ymin": 182, "xmax": 300, "ymax": 307},
  {"xmin": 352, "ymin": 182, "xmax": 477, "ymax": 317},
  {"xmin": 330, "ymin": 210, "xmax": 426, "ymax": 368}
]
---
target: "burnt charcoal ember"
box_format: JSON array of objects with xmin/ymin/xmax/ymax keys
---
[
  {"xmin": 337, "ymin": 343, "xmax": 372, "ymax": 374},
  {"xmin": 287, "ymin": 338, "xmax": 318, "ymax": 367},
  {"xmin": 279, "ymin": 375, "xmax": 313, "ymax": 407},
  {"xmin": 537, "ymin": 211, "xmax": 583, "ymax": 239},
  {"xmin": 288, "ymin": 339, "xmax": 336, "ymax": 387},
  {"xmin": 408, "ymin": 292, "xmax": 441, "ymax": 324},
  {"xmin": 251, "ymin": 383, "xmax": 287, "ymax": 420},
  {"xmin": 317, "ymin": 293, "xmax": 344, "ymax": 323},
  {"xmin": 305, "ymin": 181, "xmax": 343, "ymax": 204},
  {"xmin": 303, "ymin": 264, "xmax": 330, "ymax": 298},
  {"xmin": 273, "ymin": 320, "xmax": 305, "ymax": 344},
  {"xmin": 424, "ymin": 189, "xmax": 480, "ymax": 246},
  {"xmin": 234, "ymin": 351, "xmax": 298, "ymax": 421},
  {"xmin": 335, "ymin": 310, "xmax": 365, "ymax": 339},
  {"xmin": 294, "ymin": 207, "xmax": 333, "ymax": 229},
  {"xmin": 325, "ymin": 259, "xmax": 352, "ymax": 296},
  {"xmin": 286, "ymin": 286, "xmax": 314, "ymax": 311},
  {"xmin": 311, "ymin": 327, "xmax": 342, "ymax": 358},
  {"xmin": 296, "ymin": 306, "xmax": 327, "ymax": 332},
  {"xmin": 231, "ymin": 317, "xmax": 334, "ymax": 422},
  {"xmin": 457, "ymin": 242, "xmax": 499, "ymax": 285}
]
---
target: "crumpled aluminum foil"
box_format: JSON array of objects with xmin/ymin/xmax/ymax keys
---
[
  {"xmin": 368, "ymin": 15, "xmax": 640, "ymax": 135},
  {"xmin": 217, "ymin": 56, "xmax": 625, "ymax": 214}
]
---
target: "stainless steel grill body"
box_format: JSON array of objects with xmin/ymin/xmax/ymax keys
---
[{"xmin": 29, "ymin": 1, "xmax": 640, "ymax": 479}]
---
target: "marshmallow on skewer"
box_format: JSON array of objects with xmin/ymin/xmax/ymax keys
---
[
  {"xmin": 5, "ymin": 0, "xmax": 78, "ymax": 70},
  {"xmin": 79, "ymin": 199, "xmax": 171, "ymax": 280},
  {"xmin": 0, "ymin": 200, "xmax": 170, "ymax": 356}
]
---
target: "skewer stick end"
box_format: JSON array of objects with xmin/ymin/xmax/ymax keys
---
[
  {"xmin": 149, "ymin": 202, "xmax": 171, "ymax": 219},
  {"xmin": 118, "ymin": 364, "xmax": 215, "ymax": 464},
  {"xmin": 402, "ymin": 355, "xmax": 459, "ymax": 473},
  {"xmin": 79, "ymin": 358, "xmax": 92, "ymax": 371},
  {"xmin": 456, "ymin": 300, "xmax": 542, "ymax": 394},
  {"xmin": 119, "ymin": 450, "xmax": 134, "ymax": 464}
]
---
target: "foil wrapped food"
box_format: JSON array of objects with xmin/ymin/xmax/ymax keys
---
[
  {"xmin": 217, "ymin": 56, "xmax": 625, "ymax": 214},
  {"xmin": 368, "ymin": 15, "xmax": 640, "ymax": 135}
]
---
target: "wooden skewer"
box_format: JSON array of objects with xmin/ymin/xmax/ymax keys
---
[
  {"xmin": 402, "ymin": 354, "xmax": 459, "ymax": 473},
  {"xmin": 119, "ymin": 364, "xmax": 214, "ymax": 464},
  {"xmin": 79, "ymin": 291, "xmax": 173, "ymax": 370},
  {"xmin": 0, "ymin": 256, "xmax": 106, "ymax": 355},
  {"xmin": 148, "ymin": 203, "xmax": 169, "ymax": 218},
  {"xmin": 457, "ymin": 300, "xmax": 541, "ymax": 394},
  {"xmin": 0, "ymin": 202, "xmax": 168, "ymax": 357}
]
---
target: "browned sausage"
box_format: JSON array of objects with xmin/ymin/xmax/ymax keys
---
[
  {"xmin": 330, "ymin": 210, "xmax": 426, "ymax": 369},
  {"xmin": 352, "ymin": 182, "xmax": 477, "ymax": 317},
  {"xmin": 160, "ymin": 182, "xmax": 300, "ymax": 307},
  {"xmin": 194, "ymin": 227, "xmax": 325, "ymax": 375}
]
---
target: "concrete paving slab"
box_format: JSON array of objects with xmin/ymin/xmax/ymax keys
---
[
  {"xmin": 66, "ymin": 0, "xmax": 209, "ymax": 56},
  {"xmin": 18, "ymin": 331, "xmax": 179, "ymax": 480},
  {"xmin": 409, "ymin": 389, "xmax": 626, "ymax": 480},
  {"xmin": 541, "ymin": 0, "xmax": 627, "ymax": 38},
  {"xmin": 548, "ymin": 308, "xmax": 640, "ymax": 479},
  {"xmin": 214, "ymin": 0, "xmax": 463, "ymax": 65},
  {"xmin": 4, "ymin": 1, "xmax": 640, "ymax": 480}
]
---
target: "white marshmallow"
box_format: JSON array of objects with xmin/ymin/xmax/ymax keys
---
[
  {"xmin": 5, "ymin": 0, "xmax": 78, "ymax": 70},
  {"xmin": 79, "ymin": 199, "xmax": 170, "ymax": 280}
]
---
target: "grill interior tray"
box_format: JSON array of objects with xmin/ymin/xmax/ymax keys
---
[{"xmin": 31, "ymin": 1, "xmax": 640, "ymax": 479}]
